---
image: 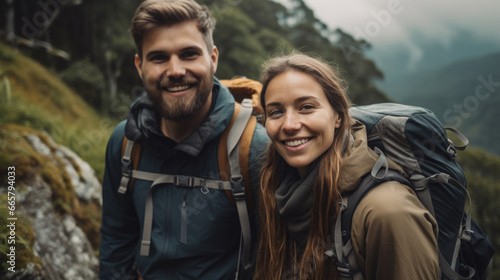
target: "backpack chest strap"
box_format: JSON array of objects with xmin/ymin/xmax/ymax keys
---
[
  {"xmin": 130, "ymin": 170, "xmax": 232, "ymax": 191},
  {"xmin": 135, "ymin": 171, "xmax": 233, "ymax": 257}
]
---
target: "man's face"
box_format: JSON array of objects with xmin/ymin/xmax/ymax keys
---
[{"xmin": 135, "ymin": 20, "xmax": 218, "ymax": 121}]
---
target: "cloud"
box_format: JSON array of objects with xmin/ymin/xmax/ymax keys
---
[
  {"xmin": 295, "ymin": 0, "xmax": 500, "ymax": 71},
  {"xmin": 301, "ymin": 0, "xmax": 500, "ymax": 45}
]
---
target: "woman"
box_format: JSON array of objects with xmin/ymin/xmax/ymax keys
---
[{"xmin": 254, "ymin": 53, "xmax": 440, "ymax": 280}]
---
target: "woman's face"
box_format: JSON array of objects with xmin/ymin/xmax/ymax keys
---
[{"xmin": 264, "ymin": 70, "xmax": 341, "ymax": 177}]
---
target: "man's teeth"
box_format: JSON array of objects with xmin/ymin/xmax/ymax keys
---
[
  {"xmin": 285, "ymin": 139, "xmax": 310, "ymax": 147},
  {"xmin": 166, "ymin": 85, "xmax": 190, "ymax": 92}
]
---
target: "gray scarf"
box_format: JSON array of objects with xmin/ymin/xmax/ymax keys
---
[
  {"xmin": 274, "ymin": 131, "xmax": 353, "ymax": 247},
  {"xmin": 274, "ymin": 162, "xmax": 320, "ymax": 246}
]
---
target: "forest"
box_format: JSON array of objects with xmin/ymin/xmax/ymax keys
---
[
  {"xmin": 0, "ymin": 0, "xmax": 498, "ymax": 278},
  {"xmin": 1, "ymin": 0, "xmax": 390, "ymax": 115}
]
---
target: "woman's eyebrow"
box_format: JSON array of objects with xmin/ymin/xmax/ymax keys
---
[
  {"xmin": 295, "ymin": 96, "xmax": 320, "ymax": 103},
  {"xmin": 265, "ymin": 101, "xmax": 281, "ymax": 107},
  {"xmin": 265, "ymin": 96, "xmax": 320, "ymax": 108}
]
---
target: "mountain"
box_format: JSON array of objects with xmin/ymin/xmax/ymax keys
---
[
  {"xmin": 383, "ymin": 51, "xmax": 500, "ymax": 156},
  {"xmin": 371, "ymin": 29, "xmax": 500, "ymax": 95}
]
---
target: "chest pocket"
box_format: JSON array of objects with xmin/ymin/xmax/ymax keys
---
[{"xmin": 179, "ymin": 187, "xmax": 240, "ymax": 251}]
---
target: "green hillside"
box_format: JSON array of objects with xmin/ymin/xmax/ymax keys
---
[
  {"xmin": 0, "ymin": 43, "xmax": 113, "ymax": 178},
  {"xmin": 395, "ymin": 52, "xmax": 500, "ymax": 155},
  {"xmin": 0, "ymin": 43, "xmax": 109, "ymax": 274},
  {"xmin": 457, "ymin": 147, "xmax": 500, "ymax": 280}
]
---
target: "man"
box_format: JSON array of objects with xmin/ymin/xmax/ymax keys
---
[{"xmin": 99, "ymin": 0, "xmax": 269, "ymax": 279}]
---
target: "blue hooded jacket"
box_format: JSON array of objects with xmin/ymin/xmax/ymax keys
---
[{"xmin": 99, "ymin": 78, "xmax": 269, "ymax": 279}]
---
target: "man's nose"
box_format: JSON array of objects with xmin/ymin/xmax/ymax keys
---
[{"xmin": 167, "ymin": 56, "xmax": 186, "ymax": 78}]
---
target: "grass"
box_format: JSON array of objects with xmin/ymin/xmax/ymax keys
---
[{"xmin": 0, "ymin": 42, "xmax": 114, "ymax": 179}]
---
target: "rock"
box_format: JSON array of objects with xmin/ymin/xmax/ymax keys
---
[
  {"xmin": 25, "ymin": 133, "xmax": 102, "ymax": 204},
  {"xmin": 2, "ymin": 133, "xmax": 101, "ymax": 279}
]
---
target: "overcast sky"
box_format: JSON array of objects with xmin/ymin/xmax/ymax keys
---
[{"xmin": 279, "ymin": 0, "xmax": 500, "ymax": 81}]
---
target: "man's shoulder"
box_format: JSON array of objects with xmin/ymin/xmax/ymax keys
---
[
  {"xmin": 111, "ymin": 120, "xmax": 127, "ymax": 139},
  {"xmin": 107, "ymin": 120, "xmax": 127, "ymax": 150}
]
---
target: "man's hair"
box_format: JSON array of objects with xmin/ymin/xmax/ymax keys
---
[{"xmin": 131, "ymin": 0, "xmax": 216, "ymax": 59}]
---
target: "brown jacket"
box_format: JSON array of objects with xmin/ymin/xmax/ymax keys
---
[{"xmin": 337, "ymin": 120, "xmax": 440, "ymax": 280}]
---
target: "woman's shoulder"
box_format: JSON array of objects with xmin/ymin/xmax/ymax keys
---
[{"xmin": 353, "ymin": 180, "xmax": 428, "ymax": 221}]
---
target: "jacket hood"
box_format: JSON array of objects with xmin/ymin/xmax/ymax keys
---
[
  {"xmin": 125, "ymin": 77, "xmax": 236, "ymax": 156},
  {"xmin": 338, "ymin": 119, "xmax": 404, "ymax": 194}
]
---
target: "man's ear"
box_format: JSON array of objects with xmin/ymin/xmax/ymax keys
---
[
  {"xmin": 211, "ymin": 46, "xmax": 219, "ymax": 73},
  {"xmin": 134, "ymin": 54, "xmax": 143, "ymax": 80}
]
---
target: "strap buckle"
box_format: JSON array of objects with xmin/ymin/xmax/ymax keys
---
[
  {"xmin": 118, "ymin": 158, "xmax": 132, "ymax": 194},
  {"xmin": 461, "ymin": 229, "xmax": 474, "ymax": 242},
  {"xmin": 121, "ymin": 157, "xmax": 132, "ymax": 177},
  {"xmin": 335, "ymin": 261, "xmax": 353, "ymax": 278},
  {"xmin": 175, "ymin": 175, "xmax": 193, "ymax": 187},
  {"xmin": 231, "ymin": 175, "xmax": 245, "ymax": 201},
  {"xmin": 325, "ymin": 249, "xmax": 335, "ymax": 258}
]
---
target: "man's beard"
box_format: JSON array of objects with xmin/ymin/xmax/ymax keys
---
[{"xmin": 146, "ymin": 67, "xmax": 214, "ymax": 121}]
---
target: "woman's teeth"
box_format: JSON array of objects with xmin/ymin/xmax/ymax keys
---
[{"xmin": 285, "ymin": 138, "xmax": 310, "ymax": 147}]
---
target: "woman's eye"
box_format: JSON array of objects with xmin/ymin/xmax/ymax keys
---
[
  {"xmin": 267, "ymin": 109, "xmax": 283, "ymax": 118},
  {"xmin": 300, "ymin": 104, "xmax": 315, "ymax": 111}
]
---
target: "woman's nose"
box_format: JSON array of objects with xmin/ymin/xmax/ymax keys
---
[{"xmin": 282, "ymin": 112, "xmax": 301, "ymax": 132}]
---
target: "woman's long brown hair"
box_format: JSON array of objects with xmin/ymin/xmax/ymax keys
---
[{"xmin": 254, "ymin": 54, "xmax": 351, "ymax": 280}]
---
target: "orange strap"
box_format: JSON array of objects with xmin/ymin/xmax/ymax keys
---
[
  {"xmin": 121, "ymin": 137, "xmax": 142, "ymax": 192},
  {"xmin": 217, "ymin": 103, "xmax": 257, "ymax": 209}
]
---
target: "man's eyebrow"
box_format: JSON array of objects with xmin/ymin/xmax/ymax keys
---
[
  {"xmin": 145, "ymin": 45, "xmax": 203, "ymax": 59},
  {"xmin": 181, "ymin": 45, "xmax": 203, "ymax": 52},
  {"xmin": 145, "ymin": 50, "xmax": 167, "ymax": 59}
]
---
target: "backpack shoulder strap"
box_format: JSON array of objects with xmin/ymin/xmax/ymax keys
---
[
  {"xmin": 119, "ymin": 136, "xmax": 142, "ymax": 194},
  {"xmin": 341, "ymin": 170, "xmax": 411, "ymax": 242},
  {"xmin": 217, "ymin": 99, "xmax": 257, "ymax": 208},
  {"xmin": 217, "ymin": 99, "xmax": 256, "ymax": 270},
  {"xmin": 329, "ymin": 169, "xmax": 410, "ymax": 280}
]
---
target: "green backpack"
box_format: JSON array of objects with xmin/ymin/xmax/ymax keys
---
[{"xmin": 327, "ymin": 103, "xmax": 495, "ymax": 280}]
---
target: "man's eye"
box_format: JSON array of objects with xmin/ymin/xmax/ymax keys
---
[
  {"xmin": 150, "ymin": 55, "xmax": 167, "ymax": 61},
  {"xmin": 182, "ymin": 51, "xmax": 199, "ymax": 59}
]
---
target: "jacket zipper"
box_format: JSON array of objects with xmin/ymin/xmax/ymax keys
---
[{"xmin": 180, "ymin": 191, "xmax": 188, "ymax": 244}]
